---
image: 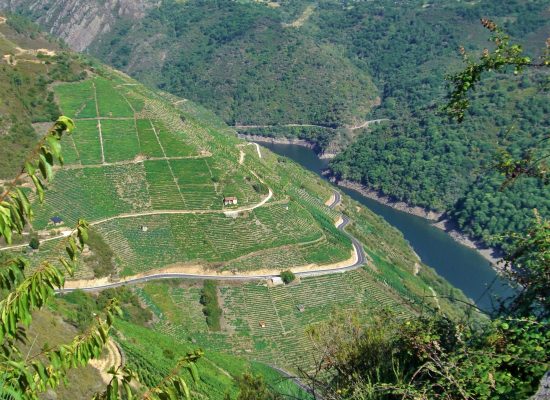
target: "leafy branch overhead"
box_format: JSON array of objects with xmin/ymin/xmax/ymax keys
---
[
  {"xmin": 445, "ymin": 19, "xmax": 549, "ymax": 186},
  {"xmin": 0, "ymin": 116, "xmax": 75, "ymax": 244},
  {"xmin": 0, "ymin": 118, "xmax": 201, "ymax": 399},
  {"xmin": 444, "ymin": 18, "xmax": 548, "ymax": 122}
]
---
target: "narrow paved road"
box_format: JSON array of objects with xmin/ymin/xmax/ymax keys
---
[
  {"xmin": 57, "ymin": 188, "xmax": 365, "ymax": 293},
  {"xmin": 347, "ymin": 118, "xmax": 389, "ymax": 130},
  {"xmin": 234, "ymin": 119, "xmax": 389, "ymax": 131}
]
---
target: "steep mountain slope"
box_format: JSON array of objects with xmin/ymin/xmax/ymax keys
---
[
  {"xmin": 2, "ymin": 0, "xmax": 547, "ymax": 252},
  {"xmin": 0, "ymin": 16, "xmax": 474, "ymax": 393},
  {"xmin": 0, "ymin": 0, "xmax": 153, "ymax": 51},
  {"xmin": 0, "ymin": 13, "xmax": 86, "ymax": 179},
  {"xmin": 1, "ymin": 0, "xmax": 379, "ymax": 146}
]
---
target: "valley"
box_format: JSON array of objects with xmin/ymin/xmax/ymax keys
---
[{"xmin": 0, "ymin": 4, "xmax": 546, "ymax": 399}]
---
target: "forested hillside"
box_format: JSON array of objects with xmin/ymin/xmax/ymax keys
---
[
  {"xmin": 324, "ymin": 1, "xmax": 549, "ymax": 248},
  {"xmin": 0, "ymin": 17, "xmax": 481, "ymax": 398},
  {"xmin": 0, "ymin": 14, "xmax": 87, "ymax": 178},
  {"xmin": 93, "ymin": 1, "xmax": 378, "ymax": 131}
]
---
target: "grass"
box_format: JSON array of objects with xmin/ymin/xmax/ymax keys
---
[
  {"xmin": 101, "ymin": 119, "xmax": 140, "ymax": 163},
  {"xmin": 137, "ymin": 270, "xmax": 416, "ymax": 373}
]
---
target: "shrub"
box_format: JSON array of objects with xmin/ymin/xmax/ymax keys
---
[
  {"xmin": 280, "ymin": 270, "xmax": 296, "ymax": 284},
  {"xmin": 200, "ymin": 280, "xmax": 222, "ymax": 331},
  {"xmin": 29, "ymin": 236, "xmax": 40, "ymax": 250}
]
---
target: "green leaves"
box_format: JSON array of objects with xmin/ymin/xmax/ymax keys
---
[
  {"xmin": 1, "ymin": 299, "xmax": 121, "ymax": 398},
  {"xmin": 0, "ymin": 257, "xmax": 28, "ymax": 291},
  {"xmin": 141, "ymin": 349, "xmax": 204, "ymax": 400},
  {"xmin": 0, "ymin": 220, "xmax": 88, "ymax": 347},
  {"xmin": 444, "ymin": 19, "xmax": 548, "ymax": 122},
  {"xmin": 91, "ymin": 349, "xmax": 203, "ymax": 400},
  {"xmin": 56, "ymin": 116, "xmax": 75, "ymax": 133},
  {"xmin": 0, "ymin": 116, "xmax": 75, "ymax": 245}
]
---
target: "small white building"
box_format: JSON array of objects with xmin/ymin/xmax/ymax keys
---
[
  {"xmin": 268, "ymin": 277, "xmax": 284, "ymax": 287},
  {"xmin": 223, "ymin": 196, "xmax": 238, "ymax": 206}
]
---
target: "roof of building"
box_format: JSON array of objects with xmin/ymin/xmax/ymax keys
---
[
  {"xmin": 224, "ymin": 196, "xmax": 237, "ymax": 200},
  {"xmin": 50, "ymin": 216, "xmax": 63, "ymax": 223}
]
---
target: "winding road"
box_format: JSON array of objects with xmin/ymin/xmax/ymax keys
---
[
  {"xmin": 1, "ymin": 138, "xmax": 365, "ymax": 292},
  {"xmin": 234, "ymin": 118, "xmax": 389, "ymax": 131},
  {"xmin": 56, "ymin": 185, "xmax": 365, "ymax": 293}
]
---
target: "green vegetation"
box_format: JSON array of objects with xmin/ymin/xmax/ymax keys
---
[
  {"xmin": 0, "ymin": 115, "xmax": 311, "ymax": 399},
  {"xmin": 322, "ymin": 1, "xmax": 549, "ymax": 248},
  {"xmin": 280, "ymin": 270, "xmax": 295, "ymax": 284},
  {"xmin": 235, "ymin": 373, "xmax": 282, "ymax": 400},
  {"xmin": 26, "ymin": 0, "xmax": 543, "ymax": 253},
  {"xmin": 137, "ymin": 252, "xmax": 471, "ymax": 374},
  {"xmin": 92, "ymin": 1, "xmax": 378, "ymax": 134},
  {"xmin": 5, "ymin": 0, "xmax": 548, "ymax": 251},
  {"xmin": 299, "ymin": 24, "xmax": 550, "ymax": 399},
  {"xmin": 83, "ymin": 228, "xmax": 117, "ymax": 278},
  {"xmin": 28, "ymin": 235, "xmax": 39, "ymax": 249},
  {"xmin": 2, "ymin": 13, "xmax": 528, "ymax": 399},
  {"xmin": 200, "ymin": 280, "xmax": 222, "ymax": 331},
  {"xmin": 0, "ymin": 18, "xmax": 85, "ymax": 178}
]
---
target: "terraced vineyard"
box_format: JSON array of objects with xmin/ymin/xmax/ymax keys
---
[
  {"xmin": 137, "ymin": 269, "xmax": 416, "ymax": 373},
  {"xmin": 16, "ymin": 68, "xmax": 352, "ymax": 278},
  {"xmin": 0, "ymin": 17, "xmax": 476, "ymax": 399}
]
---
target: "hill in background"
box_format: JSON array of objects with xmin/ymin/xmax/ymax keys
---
[
  {"xmin": 2, "ymin": 0, "xmax": 547, "ymax": 254},
  {"xmin": 0, "ymin": 16, "xmax": 476, "ymax": 398}
]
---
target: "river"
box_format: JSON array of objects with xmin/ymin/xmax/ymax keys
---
[{"xmin": 261, "ymin": 142, "xmax": 513, "ymax": 311}]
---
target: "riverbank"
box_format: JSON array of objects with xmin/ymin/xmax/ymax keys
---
[
  {"xmin": 334, "ymin": 179, "xmax": 502, "ymax": 266},
  {"xmin": 237, "ymin": 134, "xmax": 341, "ymax": 160},
  {"xmin": 237, "ymin": 133, "xmax": 315, "ymax": 149},
  {"xmin": 245, "ymin": 138, "xmax": 504, "ymax": 267}
]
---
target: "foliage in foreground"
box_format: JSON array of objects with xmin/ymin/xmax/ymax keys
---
[
  {"xmin": 310, "ymin": 312, "xmax": 548, "ymax": 400},
  {"xmin": 0, "ymin": 119, "xmax": 201, "ymax": 399}
]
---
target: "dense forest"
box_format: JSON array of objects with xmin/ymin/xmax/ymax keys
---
[
  {"xmin": 5, "ymin": 0, "xmax": 547, "ymax": 248},
  {"xmin": 323, "ymin": 1, "xmax": 549, "ymax": 247},
  {"xmin": 92, "ymin": 0, "xmax": 378, "ymax": 129}
]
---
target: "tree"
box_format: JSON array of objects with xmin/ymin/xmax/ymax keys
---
[
  {"xmin": 28, "ymin": 236, "xmax": 40, "ymax": 250},
  {"xmin": 303, "ymin": 20, "xmax": 550, "ymax": 400},
  {"xmin": 280, "ymin": 270, "xmax": 296, "ymax": 284},
  {"xmin": 0, "ymin": 117, "xmax": 201, "ymax": 399},
  {"xmin": 444, "ymin": 18, "xmax": 549, "ymax": 186},
  {"xmin": 236, "ymin": 373, "xmax": 282, "ymax": 400}
]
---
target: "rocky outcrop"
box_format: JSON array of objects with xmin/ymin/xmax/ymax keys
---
[{"xmin": 0, "ymin": 0, "xmax": 155, "ymax": 51}]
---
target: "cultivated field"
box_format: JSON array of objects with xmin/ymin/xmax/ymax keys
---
[
  {"xmin": 137, "ymin": 269, "xmax": 415, "ymax": 373},
  {"xmin": 17, "ymin": 72, "xmax": 353, "ymax": 277}
]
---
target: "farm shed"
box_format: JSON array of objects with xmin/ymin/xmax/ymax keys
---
[
  {"xmin": 268, "ymin": 277, "xmax": 284, "ymax": 287},
  {"xmin": 50, "ymin": 216, "xmax": 63, "ymax": 226},
  {"xmin": 223, "ymin": 196, "xmax": 238, "ymax": 205}
]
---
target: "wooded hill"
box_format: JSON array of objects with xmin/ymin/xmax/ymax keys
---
[
  {"xmin": 0, "ymin": 17, "xmax": 477, "ymax": 398},
  {"xmin": 2, "ymin": 0, "xmax": 547, "ymax": 250}
]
